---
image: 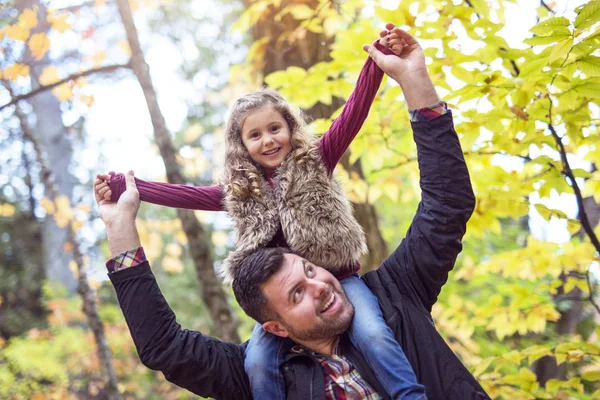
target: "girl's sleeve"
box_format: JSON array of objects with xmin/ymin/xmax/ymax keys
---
[
  {"xmin": 108, "ymin": 172, "xmax": 225, "ymax": 212},
  {"xmin": 319, "ymin": 41, "xmax": 393, "ymax": 175}
]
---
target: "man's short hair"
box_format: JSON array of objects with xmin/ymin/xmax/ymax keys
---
[{"xmin": 232, "ymin": 247, "xmax": 289, "ymax": 323}]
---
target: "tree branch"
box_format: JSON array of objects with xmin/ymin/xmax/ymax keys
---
[
  {"xmin": 547, "ymin": 121, "xmax": 600, "ymax": 254},
  {"xmin": 0, "ymin": 63, "xmax": 131, "ymax": 112}
]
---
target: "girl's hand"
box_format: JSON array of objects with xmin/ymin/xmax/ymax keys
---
[
  {"xmin": 365, "ymin": 23, "xmax": 427, "ymax": 85},
  {"xmin": 94, "ymin": 173, "xmax": 113, "ymax": 201}
]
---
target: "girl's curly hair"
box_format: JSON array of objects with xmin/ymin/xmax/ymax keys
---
[{"xmin": 222, "ymin": 89, "xmax": 320, "ymax": 199}]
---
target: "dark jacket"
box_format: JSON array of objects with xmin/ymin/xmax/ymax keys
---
[{"xmin": 109, "ymin": 112, "xmax": 489, "ymax": 400}]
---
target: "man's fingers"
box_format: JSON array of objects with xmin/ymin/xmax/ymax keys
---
[
  {"xmin": 390, "ymin": 27, "xmax": 418, "ymax": 46},
  {"xmin": 93, "ymin": 180, "xmax": 103, "ymax": 204},
  {"xmin": 125, "ymin": 170, "xmax": 137, "ymax": 191},
  {"xmin": 379, "ymin": 29, "xmax": 388, "ymax": 39},
  {"xmin": 385, "ymin": 22, "xmax": 397, "ymax": 32},
  {"xmin": 98, "ymin": 185, "xmax": 111, "ymax": 199},
  {"xmin": 363, "ymin": 42, "xmax": 383, "ymax": 64},
  {"xmin": 97, "ymin": 173, "xmax": 111, "ymax": 182}
]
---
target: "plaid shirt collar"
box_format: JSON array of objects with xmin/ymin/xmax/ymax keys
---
[{"xmin": 291, "ymin": 339, "xmax": 383, "ymax": 400}]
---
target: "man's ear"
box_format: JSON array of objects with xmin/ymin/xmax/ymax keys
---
[{"xmin": 262, "ymin": 320, "xmax": 290, "ymax": 338}]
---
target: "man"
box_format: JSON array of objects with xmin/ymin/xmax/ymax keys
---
[{"xmin": 96, "ymin": 26, "xmax": 489, "ymax": 399}]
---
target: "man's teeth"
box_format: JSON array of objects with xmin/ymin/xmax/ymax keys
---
[{"xmin": 321, "ymin": 293, "xmax": 335, "ymax": 312}]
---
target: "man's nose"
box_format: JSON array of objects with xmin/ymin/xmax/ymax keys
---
[{"xmin": 310, "ymin": 280, "xmax": 327, "ymax": 298}]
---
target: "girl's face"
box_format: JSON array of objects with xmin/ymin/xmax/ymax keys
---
[{"xmin": 240, "ymin": 106, "xmax": 292, "ymax": 174}]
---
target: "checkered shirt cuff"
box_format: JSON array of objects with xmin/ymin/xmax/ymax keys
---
[
  {"xmin": 409, "ymin": 101, "xmax": 449, "ymax": 122},
  {"xmin": 106, "ymin": 247, "xmax": 147, "ymax": 273}
]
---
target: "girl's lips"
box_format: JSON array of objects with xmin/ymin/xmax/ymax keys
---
[{"xmin": 262, "ymin": 148, "xmax": 281, "ymax": 156}]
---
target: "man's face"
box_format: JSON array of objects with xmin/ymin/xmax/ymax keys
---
[{"xmin": 261, "ymin": 254, "xmax": 354, "ymax": 343}]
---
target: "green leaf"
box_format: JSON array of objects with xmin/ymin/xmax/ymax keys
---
[
  {"xmin": 530, "ymin": 17, "xmax": 570, "ymax": 35},
  {"xmin": 519, "ymin": 367, "xmax": 537, "ymax": 382},
  {"xmin": 582, "ymin": 371, "xmax": 600, "ymax": 382},
  {"xmin": 549, "ymin": 38, "xmax": 573, "ymax": 64},
  {"xmin": 524, "ymin": 34, "xmax": 570, "ymax": 46},
  {"xmin": 577, "ymin": 56, "xmax": 600, "ymax": 77},
  {"xmin": 519, "ymin": 57, "xmax": 549, "ymax": 77},
  {"xmin": 473, "ymin": 357, "xmax": 494, "ymax": 376},
  {"xmin": 451, "ymin": 66, "xmax": 475, "ymax": 83},
  {"xmin": 527, "ymin": 345, "xmax": 553, "ymax": 365},
  {"xmin": 535, "ymin": 204, "xmax": 567, "ymax": 220},
  {"xmin": 287, "ymin": 4, "xmax": 314, "ymax": 20},
  {"xmin": 574, "ymin": 1, "xmax": 600, "ymax": 30},
  {"xmin": 546, "ymin": 378, "xmax": 562, "ymax": 393},
  {"xmin": 573, "ymin": 81, "xmax": 600, "ymax": 98}
]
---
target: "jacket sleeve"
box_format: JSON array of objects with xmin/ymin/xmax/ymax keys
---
[
  {"xmin": 108, "ymin": 172, "xmax": 225, "ymax": 212},
  {"xmin": 109, "ymin": 262, "xmax": 251, "ymax": 400},
  {"xmin": 374, "ymin": 112, "xmax": 475, "ymax": 312}
]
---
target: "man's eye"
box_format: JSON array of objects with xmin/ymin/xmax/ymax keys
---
[
  {"xmin": 307, "ymin": 266, "xmax": 314, "ymax": 276},
  {"xmin": 293, "ymin": 288, "xmax": 303, "ymax": 303}
]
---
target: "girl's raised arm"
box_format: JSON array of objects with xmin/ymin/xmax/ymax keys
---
[
  {"xmin": 319, "ymin": 40, "xmax": 393, "ymax": 175},
  {"xmin": 100, "ymin": 172, "xmax": 224, "ymax": 212}
]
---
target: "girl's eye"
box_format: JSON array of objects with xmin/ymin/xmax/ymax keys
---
[
  {"xmin": 249, "ymin": 132, "xmax": 260, "ymax": 139},
  {"xmin": 270, "ymin": 125, "xmax": 281, "ymax": 133}
]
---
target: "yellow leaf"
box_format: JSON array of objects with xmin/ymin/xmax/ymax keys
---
[
  {"xmin": 71, "ymin": 219, "xmax": 83, "ymax": 232},
  {"xmin": 4, "ymin": 63, "xmax": 30, "ymax": 81},
  {"xmin": 19, "ymin": 8, "xmax": 38, "ymax": 30},
  {"xmin": 0, "ymin": 203, "xmax": 16, "ymax": 217},
  {"xmin": 52, "ymin": 82, "xmax": 74, "ymax": 102},
  {"xmin": 162, "ymin": 256, "xmax": 184, "ymax": 273},
  {"xmin": 212, "ymin": 231, "xmax": 229, "ymax": 248},
  {"xmin": 288, "ymin": 4, "xmax": 314, "ymax": 20},
  {"xmin": 55, "ymin": 195, "xmax": 71, "ymax": 212},
  {"xmin": 41, "ymin": 197, "xmax": 55, "ymax": 215},
  {"xmin": 582, "ymin": 370, "xmax": 600, "ymax": 382},
  {"xmin": 68, "ymin": 260, "xmax": 79, "ymax": 279},
  {"xmin": 48, "ymin": 13, "xmax": 71, "ymax": 33},
  {"xmin": 91, "ymin": 50, "xmax": 105, "ymax": 67},
  {"xmin": 88, "ymin": 279, "xmax": 101, "ymax": 291},
  {"xmin": 165, "ymin": 243, "xmax": 182, "ymax": 257},
  {"xmin": 64, "ymin": 242, "xmax": 73, "ymax": 252},
  {"xmin": 118, "ymin": 40, "xmax": 131, "ymax": 57},
  {"xmin": 39, "ymin": 66, "xmax": 60, "ymax": 86},
  {"xmin": 79, "ymin": 94, "xmax": 95, "ymax": 107},
  {"xmin": 549, "ymin": 37, "xmax": 573, "ymax": 64},
  {"xmin": 4, "ymin": 24, "xmax": 30, "ymax": 41}
]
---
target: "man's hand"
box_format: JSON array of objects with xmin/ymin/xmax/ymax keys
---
[
  {"xmin": 366, "ymin": 23, "xmax": 427, "ymax": 84},
  {"xmin": 364, "ymin": 24, "xmax": 439, "ymax": 109},
  {"xmin": 94, "ymin": 170, "xmax": 141, "ymax": 257},
  {"xmin": 95, "ymin": 170, "xmax": 139, "ymax": 227}
]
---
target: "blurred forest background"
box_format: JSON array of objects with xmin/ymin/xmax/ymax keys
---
[{"xmin": 1, "ymin": 0, "xmax": 600, "ymax": 398}]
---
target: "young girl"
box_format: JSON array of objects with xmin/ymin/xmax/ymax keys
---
[{"xmin": 96, "ymin": 28, "xmax": 427, "ymax": 399}]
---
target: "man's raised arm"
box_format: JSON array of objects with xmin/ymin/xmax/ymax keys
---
[
  {"xmin": 95, "ymin": 171, "xmax": 251, "ymax": 400},
  {"xmin": 364, "ymin": 27, "xmax": 476, "ymax": 312}
]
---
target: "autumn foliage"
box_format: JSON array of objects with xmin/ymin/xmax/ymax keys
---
[{"xmin": 1, "ymin": 0, "xmax": 600, "ymax": 399}]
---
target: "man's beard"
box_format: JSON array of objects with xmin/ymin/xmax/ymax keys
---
[{"xmin": 281, "ymin": 289, "xmax": 354, "ymax": 342}]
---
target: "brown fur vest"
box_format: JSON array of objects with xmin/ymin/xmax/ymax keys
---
[{"xmin": 221, "ymin": 146, "xmax": 367, "ymax": 284}]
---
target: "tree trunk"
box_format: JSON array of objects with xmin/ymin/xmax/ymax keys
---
[
  {"xmin": 114, "ymin": 0, "xmax": 240, "ymax": 343},
  {"xmin": 245, "ymin": 0, "xmax": 388, "ymax": 271},
  {"xmin": 14, "ymin": 102, "xmax": 122, "ymax": 400},
  {"xmin": 534, "ymin": 195, "xmax": 600, "ymax": 385},
  {"xmin": 17, "ymin": 0, "xmax": 78, "ymax": 295}
]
